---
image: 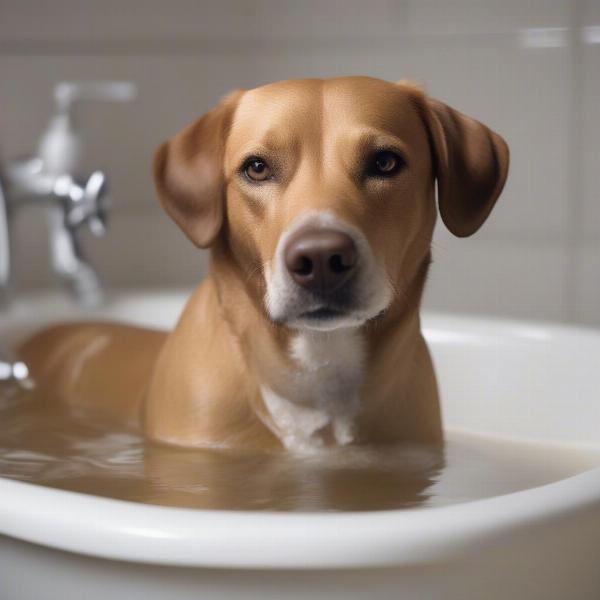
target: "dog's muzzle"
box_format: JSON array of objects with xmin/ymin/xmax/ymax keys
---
[{"xmin": 265, "ymin": 212, "xmax": 393, "ymax": 330}]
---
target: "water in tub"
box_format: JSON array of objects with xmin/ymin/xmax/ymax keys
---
[{"xmin": 1, "ymin": 383, "xmax": 599, "ymax": 512}]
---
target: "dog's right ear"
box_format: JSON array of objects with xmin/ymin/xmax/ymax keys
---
[{"xmin": 152, "ymin": 90, "xmax": 244, "ymax": 248}]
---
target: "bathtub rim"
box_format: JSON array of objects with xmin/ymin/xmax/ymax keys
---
[{"xmin": 0, "ymin": 465, "xmax": 599, "ymax": 569}]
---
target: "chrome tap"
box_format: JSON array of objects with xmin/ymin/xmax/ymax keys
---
[{"xmin": 0, "ymin": 81, "xmax": 136, "ymax": 306}]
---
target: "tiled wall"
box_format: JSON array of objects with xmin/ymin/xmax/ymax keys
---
[{"xmin": 1, "ymin": 0, "xmax": 598, "ymax": 325}]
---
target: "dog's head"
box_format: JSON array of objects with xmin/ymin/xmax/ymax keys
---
[{"xmin": 154, "ymin": 77, "xmax": 508, "ymax": 331}]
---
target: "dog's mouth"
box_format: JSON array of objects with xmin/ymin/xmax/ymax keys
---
[
  {"xmin": 281, "ymin": 300, "xmax": 374, "ymax": 331},
  {"xmin": 266, "ymin": 271, "xmax": 393, "ymax": 332},
  {"xmin": 299, "ymin": 306, "xmax": 346, "ymax": 321},
  {"xmin": 268, "ymin": 272, "xmax": 391, "ymax": 331}
]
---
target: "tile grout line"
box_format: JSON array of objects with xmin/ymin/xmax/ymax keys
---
[
  {"xmin": 562, "ymin": 0, "xmax": 586, "ymax": 323},
  {"xmin": 0, "ymin": 31, "xmax": 562, "ymax": 57}
]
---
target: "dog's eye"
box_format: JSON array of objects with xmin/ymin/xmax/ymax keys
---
[
  {"xmin": 243, "ymin": 157, "xmax": 272, "ymax": 182},
  {"xmin": 368, "ymin": 150, "xmax": 405, "ymax": 178}
]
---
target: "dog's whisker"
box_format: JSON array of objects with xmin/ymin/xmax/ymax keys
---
[
  {"xmin": 383, "ymin": 269, "xmax": 400, "ymax": 298},
  {"xmin": 389, "ymin": 273, "xmax": 412, "ymax": 308},
  {"xmin": 245, "ymin": 263, "xmax": 262, "ymax": 283}
]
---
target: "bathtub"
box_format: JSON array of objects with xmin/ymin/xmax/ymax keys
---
[{"xmin": 1, "ymin": 290, "xmax": 599, "ymax": 600}]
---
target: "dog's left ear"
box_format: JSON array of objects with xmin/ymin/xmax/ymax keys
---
[
  {"xmin": 152, "ymin": 89, "xmax": 244, "ymax": 248},
  {"xmin": 420, "ymin": 96, "xmax": 509, "ymax": 237}
]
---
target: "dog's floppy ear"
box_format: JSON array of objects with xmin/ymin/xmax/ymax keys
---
[
  {"xmin": 421, "ymin": 96, "xmax": 509, "ymax": 237},
  {"xmin": 152, "ymin": 90, "xmax": 244, "ymax": 248}
]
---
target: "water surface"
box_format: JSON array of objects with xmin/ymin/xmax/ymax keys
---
[{"xmin": 0, "ymin": 391, "xmax": 597, "ymax": 512}]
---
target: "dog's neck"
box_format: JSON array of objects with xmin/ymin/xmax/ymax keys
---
[
  {"xmin": 258, "ymin": 327, "xmax": 366, "ymax": 451},
  {"xmin": 210, "ymin": 245, "xmax": 429, "ymax": 452}
]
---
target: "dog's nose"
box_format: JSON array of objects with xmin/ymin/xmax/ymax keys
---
[{"xmin": 284, "ymin": 228, "xmax": 357, "ymax": 293}]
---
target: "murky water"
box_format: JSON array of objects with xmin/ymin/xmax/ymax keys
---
[{"xmin": 0, "ymin": 390, "xmax": 598, "ymax": 512}]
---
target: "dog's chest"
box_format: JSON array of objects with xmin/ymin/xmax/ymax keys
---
[{"xmin": 260, "ymin": 330, "xmax": 365, "ymax": 452}]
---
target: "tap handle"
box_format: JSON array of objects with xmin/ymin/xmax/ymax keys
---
[
  {"xmin": 84, "ymin": 171, "xmax": 109, "ymax": 237},
  {"xmin": 58, "ymin": 171, "xmax": 108, "ymax": 236},
  {"xmin": 54, "ymin": 81, "xmax": 137, "ymax": 113}
]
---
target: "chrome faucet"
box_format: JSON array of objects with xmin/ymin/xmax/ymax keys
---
[{"xmin": 0, "ymin": 81, "xmax": 136, "ymax": 307}]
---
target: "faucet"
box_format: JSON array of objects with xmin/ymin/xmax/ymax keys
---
[{"xmin": 0, "ymin": 81, "xmax": 136, "ymax": 307}]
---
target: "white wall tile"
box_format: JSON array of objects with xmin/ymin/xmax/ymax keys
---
[
  {"xmin": 572, "ymin": 242, "xmax": 600, "ymax": 326},
  {"xmin": 399, "ymin": 38, "xmax": 573, "ymax": 241},
  {"xmin": 0, "ymin": 1, "xmax": 258, "ymax": 44},
  {"xmin": 10, "ymin": 206, "xmax": 207, "ymax": 291},
  {"xmin": 252, "ymin": 34, "xmax": 573, "ymax": 240},
  {"xmin": 423, "ymin": 224, "xmax": 569, "ymax": 321},
  {"xmin": 2, "ymin": 0, "xmax": 595, "ymax": 325},
  {"xmin": 405, "ymin": 0, "xmax": 569, "ymax": 36},
  {"xmin": 86, "ymin": 209, "xmax": 208, "ymax": 287},
  {"xmin": 8, "ymin": 205, "xmax": 50, "ymax": 288},
  {"xmin": 0, "ymin": 23, "xmax": 574, "ymax": 241},
  {"xmin": 0, "ymin": 53, "xmax": 256, "ymax": 212},
  {"xmin": 580, "ymin": 31, "xmax": 600, "ymax": 240},
  {"xmin": 583, "ymin": 0, "xmax": 600, "ymax": 23},
  {"xmin": 0, "ymin": 0, "xmax": 408, "ymax": 45},
  {"xmin": 248, "ymin": 0, "xmax": 409, "ymax": 38}
]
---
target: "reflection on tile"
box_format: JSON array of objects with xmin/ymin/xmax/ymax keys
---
[{"xmin": 518, "ymin": 27, "xmax": 568, "ymax": 49}]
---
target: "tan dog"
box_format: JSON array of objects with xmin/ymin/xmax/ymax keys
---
[{"xmin": 19, "ymin": 76, "xmax": 509, "ymax": 452}]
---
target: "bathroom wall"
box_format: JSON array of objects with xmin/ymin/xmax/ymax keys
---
[{"xmin": 0, "ymin": 0, "xmax": 598, "ymax": 325}]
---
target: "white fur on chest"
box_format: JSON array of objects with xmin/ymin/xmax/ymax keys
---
[{"xmin": 260, "ymin": 330, "xmax": 365, "ymax": 452}]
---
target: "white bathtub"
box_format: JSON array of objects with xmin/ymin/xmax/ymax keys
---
[{"xmin": 1, "ymin": 290, "xmax": 599, "ymax": 600}]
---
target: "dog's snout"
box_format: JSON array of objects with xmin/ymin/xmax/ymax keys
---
[{"xmin": 284, "ymin": 228, "xmax": 357, "ymax": 293}]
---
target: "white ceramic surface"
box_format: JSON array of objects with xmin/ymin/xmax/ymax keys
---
[{"xmin": 1, "ymin": 290, "xmax": 600, "ymax": 600}]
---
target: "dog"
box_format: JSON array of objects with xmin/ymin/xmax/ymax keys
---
[{"xmin": 18, "ymin": 76, "xmax": 509, "ymax": 452}]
